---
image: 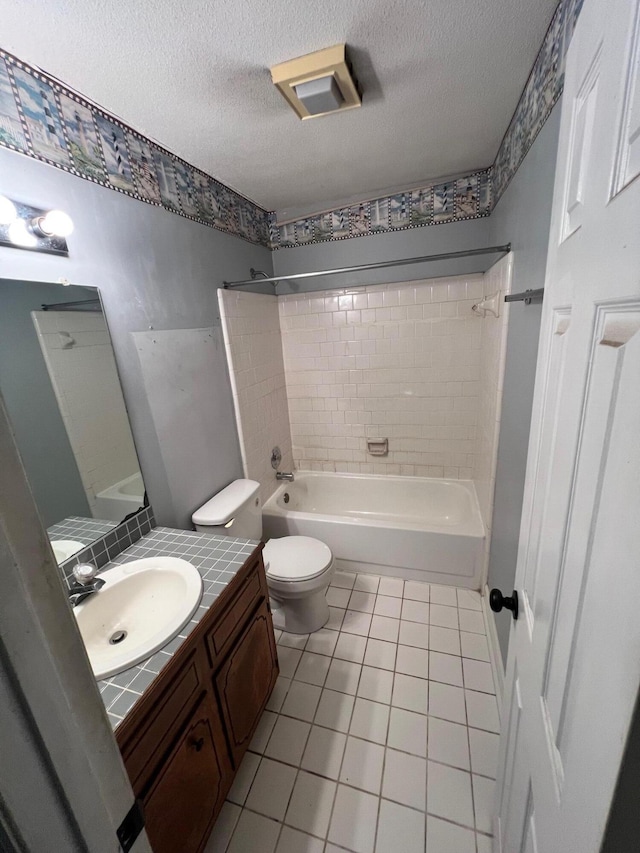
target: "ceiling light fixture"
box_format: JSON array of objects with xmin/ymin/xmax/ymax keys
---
[
  {"xmin": 0, "ymin": 196, "xmax": 72, "ymax": 255},
  {"xmin": 270, "ymin": 44, "xmax": 361, "ymax": 120}
]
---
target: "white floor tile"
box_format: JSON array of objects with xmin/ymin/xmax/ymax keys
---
[
  {"xmin": 276, "ymin": 826, "xmax": 324, "ymax": 853},
  {"xmin": 227, "ymin": 750, "xmax": 260, "ymax": 804},
  {"xmin": 428, "ymin": 681, "xmax": 467, "ymax": 725},
  {"xmin": 392, "ymin": 673, "xmax": 428, "ymax": 714},
  {"xmin": 285, "ymin": 771, "xmax": 337, "ymax": 838},
  {"xmin": 382, "ymin": 748, "xmax": 426, "ymax": 810},
  {"xmin": 278, "ymin": 647, "xmax": 303, "ymax": 679},
  {"xmin": 300, "ymin": 726, "xmax": 346, "ymax": 780},
  {"xmin": 354, "ymin": 574, "xmax": 381, "ymax": 593},
  {"xmin": 457, "ymin": 589, "xmax": 482, "ymax": 611},
  {"xmin": 463, "ymin": 659, "xmax": 495, "ymax": 694},
  {"xmin": 340, "ymin": 736, "xmax": 385, "ymax": 794},
  {"xmin": 364, "ymin": 638, "xmax": 397, "ymax": 671},
  {"xmin": 279, "ymin": 633, "xmax": 309, "ymax": 651},
  {"xmin": 331, "ymin": 570, "xmax": 357, "ymax": 590},
  {"xmin": 398, "ymin": 620, "xmax": 429, "ymax": 650},
  {"xmin": 273, "ymin": 629, "xmax": 283, "ymax": 643},
  {"xmin": 327, "ymin": 587, "xmax": 352, "ymax": 608},
  {"xmin": 358, "ymin": 665, "xmax": 394, "ymax": 704},
  {"xmin": 429, "ymin": 626, "xmax": 461, "ymax": 656},
  {"xmin": 327, "ymin": 606, "xmax": 346, "ymax": 631},
  {"xmin": 350, "ymin": 697, "xmax": 391, "ymax": 744},
  {"xmin": 375, "ymin": 799, "xmax": 425, "ymax": 853},
  {"xmin": 265, "ymin": 715, "xmax": 311, "ymax": 765},
  {"xmin": 473, "ymin": 775, "xmax": 495, "ymax": 834},
  {"xmin": 342, "ymin": 609, "xmax": 373, "ymax": 636},
  {"xmin": 429, "ymin": 604, "xmax": 459, "ymax": 629},
  {"xmin": 460, "ymin": 631, "xmax": 490, "ymax": 662},
  {"xmin": 395, "ymin": 645, "xmax": 429, "ymax": 679},
  {"xmin": 374, "ymin": 595, "xmax": 403, "ymax": 618},
  {"xmin": 249, "ymin": 709, "xmax": 278, "ymax": 753},
  {"xmin": 458, "ymin": 609, "xmax": 485, "ymax": 634},
  {"xmin": 369, "ymin": 615, "xmax": 400, "ymax": 642},
  {"xmin": 387, "ymin": 707, "xmax": 427, "ymax": 757},
  {"xmin": 335, "ymin": 632, "xmax": 367, "ymax": 664},
  {"xmin": 329, "ymin": 784, "xmax": 379, "ymax": 853},
  {"xmin": 245, "ymin": 757, "xmax": 297, "ymax": 820},
  {"xmin": 469, "ymin": 728, "xmax": 500, "ymax": 779},
  {"xmin": 403, "ymin": 581, "xmax": 430, "ymax": 602},
  {"xmin": 425, "ymin": 816, "xmax": 476, "ymax": 853},
  {"xmin": 429, "ymin": 585, "xmax": 458, "ymax": 607},
  {"xmin": 266, "ymin": 677, "xmax": 291, "ymax": 712},
  {"xmin": 427, "ymin": 717, "xmax": 470, "ymax": 770},
  {"xmin": 426, "ymin": 761, "xmax": 474, "ymax": 828},
  {"xmin": 294, "ymin": 652, "xmax": 331, "ymax": 687},
  {"xmin": 349, "ymin": 590, "xmax": 377, "ymax": 613},
  {"xmin": 227, "ymin": 809, "xmax": 280, "ymax": 853},
  {"xmin": 203, "ymin": 801, "xmax": 240, "ymax": 852},
  {"xmin": 325, "ymin": 658, "xmax": 362, "ymax": 695},
  {"xmin": 465, "ymin": 690, "xmax": 500, "ymax": 733},
  {"xmin": 280, "ymin": 682, "xmax": 322, "ymax": 724},
  {"xmin": 305, "ymin": 628, "xmax": 339, "ymax": 657},
  {"xmin": 401, "ymin": 599, "xmax": 430, "ymax": 624},
  {"xmin": 314, "ymin": 688, "xmax": 355, "ymax": 733},
  {"xmin": 429, "ymin": 651, "xmax": 463, "ymax": 687},
  {"xmin": 378, "ymin": 577, "xmax": 404, "ymax": 598}
]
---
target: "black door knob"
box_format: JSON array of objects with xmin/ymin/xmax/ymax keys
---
[{"xmin": 489, "ymin": 588, "xmax": 519, "ymax": 620}]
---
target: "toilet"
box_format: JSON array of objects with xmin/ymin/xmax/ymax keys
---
[{"xmin": 192, "ymin": 479, "xmax": 335, "ymax": 634}]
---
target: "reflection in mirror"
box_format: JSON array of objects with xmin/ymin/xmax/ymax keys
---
[{"xmin": 0, "ymin": 279, "xmax": 146, "ymax": 565}]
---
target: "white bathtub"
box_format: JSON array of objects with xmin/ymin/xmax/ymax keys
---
[
  {"xmin": 262, "ymin": 471, "xmax": 485, "ymax": 588},
  {"xmin": 94, "ymin": 471, "xmax": 145, "ymax": 523}
]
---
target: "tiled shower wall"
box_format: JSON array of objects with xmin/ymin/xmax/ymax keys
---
[
  {"xmin": 278, "ymin": 275, "xmax": 486, "ymax": 478},
  {"xmin": 218, "ymin": 289, "xmax": 294, "ymax": 504}
]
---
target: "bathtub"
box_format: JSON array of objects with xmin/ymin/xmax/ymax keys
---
[
  {"xmin": 94, "ymin": 471, "xmax": 145, "ymax": 523},
  {"xmin": 262, "ymin": 472, "xmax": 485, "ymax": 588}
]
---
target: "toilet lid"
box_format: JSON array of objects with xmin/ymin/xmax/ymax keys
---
[{"xmin": 263, "ymin": 536, "xmax": 333, "ymax": 582}]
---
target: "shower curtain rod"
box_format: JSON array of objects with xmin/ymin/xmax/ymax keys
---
[
  {"xmin": 222, "ymin": 244, "xmax": 511, "ymax": 289},
  {"xmin": 41, "ymin": 298, "xmax": 101, "ymax": 311}
]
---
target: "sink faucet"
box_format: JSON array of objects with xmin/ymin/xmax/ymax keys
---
[
  {"xmin": 276, "ymin": 471, "xmax": 294, "ymax": 482},
  {"xmin": 68, "ymin": 563, "xmax": 105, "ymax": 607}
]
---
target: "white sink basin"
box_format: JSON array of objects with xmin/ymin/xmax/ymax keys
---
[
  {"xmin": 74, "ymin": 556, "xmax": 203, "ymax": 680},
  {"xmin": 51, "ymin": 539, "xmax": 85, "ymax": 564}
]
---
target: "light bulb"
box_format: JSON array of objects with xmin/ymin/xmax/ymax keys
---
[
  {"xmin": 0, "ymin": 195, "xmax": 17, "ymax": 226},
  {"xmin": 39, "ymin": 209, "xmax": 74, "ymax": 237},
  {"xmin": 8, "ymin": 219, "xmax": 37, "ymax": 247}
]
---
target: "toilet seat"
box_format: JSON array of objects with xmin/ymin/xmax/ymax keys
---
[{"xmin": 264, "ymin": 536, "xmax": 333, "ymax": 583}]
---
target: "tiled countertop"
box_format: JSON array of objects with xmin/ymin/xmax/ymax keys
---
[
  {"xmin": 96, "ymin": 526, "xmax": 259, "ymax": 729},
  {"xmin": 48, "ymin": 515, "xmax": 118, "ymax": 547}
]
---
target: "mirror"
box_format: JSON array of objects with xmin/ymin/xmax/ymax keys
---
[{"xmin": 0, "ymin": 278, "xmax": 146, "ymax": 564}]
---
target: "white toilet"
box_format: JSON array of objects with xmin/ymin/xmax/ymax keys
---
[{"xmin": 192, "ymin": 479, "xmax": 335, "ymax": 634}]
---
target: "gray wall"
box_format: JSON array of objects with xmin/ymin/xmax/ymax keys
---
[
  {"xmin": 0, "ymin": 280, "xmax": 92, "ymax": 527},
  {"xmin": 487, "ymin": 103, "xmax": 562, "ymax": 662},
  {"xmin": 272, "ymin": 217, "xmax": 494, "ymax": 293},
  {"xmin": 0, "ymin": 147, "xmax": 273, "ymax": 528}
]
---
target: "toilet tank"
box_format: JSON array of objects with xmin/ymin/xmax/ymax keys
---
[{"xmin": 192, "ymin": 479, "xmax": 262, "ymax": 539}]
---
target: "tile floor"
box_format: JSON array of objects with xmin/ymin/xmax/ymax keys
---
[{"xmin": 205, "ymin": 571, "xmax": 499, "ymax": 853}]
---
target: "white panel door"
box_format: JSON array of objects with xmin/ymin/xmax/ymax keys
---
[{"xmin": 495, "ymin": 0, "xmax": 640, "ymax": 849}]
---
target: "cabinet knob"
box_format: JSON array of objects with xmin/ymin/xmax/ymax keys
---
[{"xmin": 192, "ymin": 736, "xmax": 205, "ymax": 752}]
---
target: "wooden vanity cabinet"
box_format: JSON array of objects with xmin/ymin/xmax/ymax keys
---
[{"xmin": 116, "ymin": 546, "xmax": 278, "ymax": 853}]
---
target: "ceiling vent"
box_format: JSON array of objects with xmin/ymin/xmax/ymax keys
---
[{"xmin": 270, "ymin": 44, "xmax": 361, "ymax": 120}]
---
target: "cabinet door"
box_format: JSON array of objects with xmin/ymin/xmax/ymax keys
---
[
  {"xmin": 214, "ymin": 599, "xmax": 278, "ymax": 765},
  {"xmin": 143, "ymin": 696, "xmax": 231, "ymax": 853}
]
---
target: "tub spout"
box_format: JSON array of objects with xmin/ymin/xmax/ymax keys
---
[{"xmin": 276, "ymin": 471, "xmax": 295, "ymax": 481}]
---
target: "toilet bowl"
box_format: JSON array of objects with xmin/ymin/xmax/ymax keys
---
[{"xmin": 192, "ymin": 479, "xmax": 335, "ymax": 634}]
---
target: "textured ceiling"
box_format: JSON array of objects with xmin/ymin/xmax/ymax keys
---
[{"xmin": 0, "ymin": 0, "xmax": 558, "ymax": 217}]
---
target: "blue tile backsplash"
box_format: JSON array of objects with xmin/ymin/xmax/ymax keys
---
[{"xmin": 0, "ymin": 0, "xmax": 582, "ymax": 252}]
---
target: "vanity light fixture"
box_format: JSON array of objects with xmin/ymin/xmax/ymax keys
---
[
  {"xmin": 0, "ymin": 195, "xmax": 73, "ymax": 255},
  {"xmin": 270, "ymin": 44, "xmax": 361, "ymax": 120}
]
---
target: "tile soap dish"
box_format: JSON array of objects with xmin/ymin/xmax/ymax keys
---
[{"xmin": 367, "ymin": 438, "xmax": 389, "ymax": 456}]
